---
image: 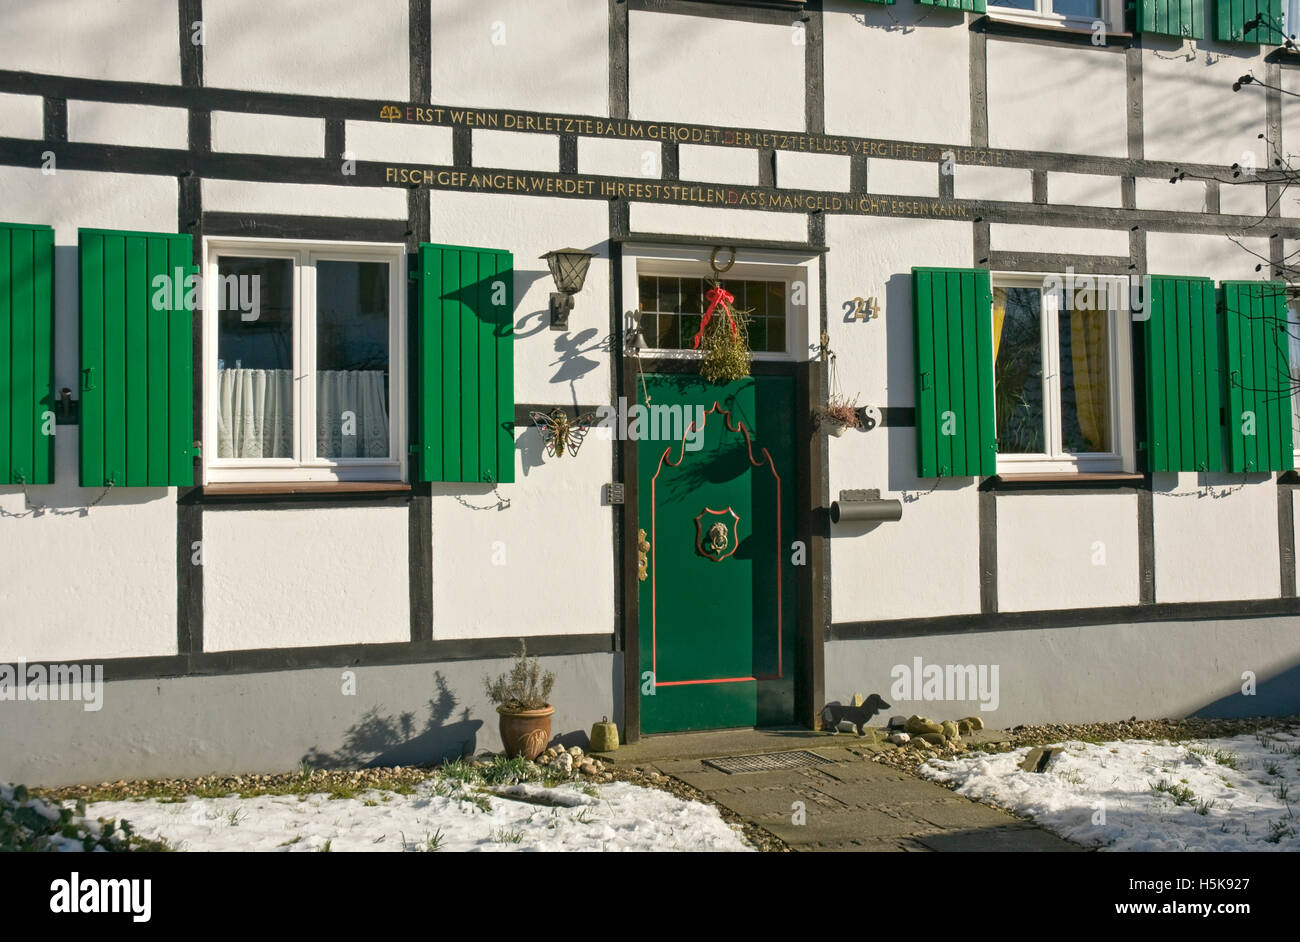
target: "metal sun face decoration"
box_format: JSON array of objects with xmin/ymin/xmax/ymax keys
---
[{"xmin": 530, "ymin": 409, "xmax": 596, "ymax": 460}]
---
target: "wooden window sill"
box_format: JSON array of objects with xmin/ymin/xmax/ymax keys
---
[
  {"xmin": 201, "ymin": 482, "xmax": 411, "ymax": 497},
  {"xmin": 977, "ymin": 14, "xmax": 1133, "ymax": 46},
  {"xmin": 994, "ymin": 472, "xmax": 1144, "ymax": 483}
]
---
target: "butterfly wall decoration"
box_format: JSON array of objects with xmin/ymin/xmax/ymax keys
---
[{"xmin": 530, "ymin": 408, "xmax": 596, "ymax": 460}]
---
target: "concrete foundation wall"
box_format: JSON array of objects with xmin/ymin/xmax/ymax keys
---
[
  {"xmin": 0, "ymin": 652, "xmax": 622, "ymax": 787},
  {"xmin": 826, "ymin": 615, "xmax": 1300, "ymax": 730}
]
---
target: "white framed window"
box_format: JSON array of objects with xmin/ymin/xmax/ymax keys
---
[
  {"xmin": 992, "ymin": 271, "xmax": 1136, "ymax": 474},
  {"xmin": 987, "ymin": 0, "xmax": 1125, "ymax": 33},
  {"xmin": 621, "ymin": 245, "xmax": 818, "ymax": 362},
  {"xmin": 202, "ymin": 237, "xmax": 407, "ymax": 484}
]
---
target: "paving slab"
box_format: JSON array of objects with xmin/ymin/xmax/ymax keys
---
[
  {"xmin": 757, "ymin": 808, "xmax": 930, "ymax": 845},
  {"xmin": 915, "ymin": 825, "xmax": 1084, "ymax": 852},
  {"xmin": 709, "ymin": 786, "xmax": 846, "ymax": 817}
]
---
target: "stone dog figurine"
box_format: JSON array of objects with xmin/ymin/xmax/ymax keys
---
[{"xmin": 821, "ymin": 694, "xmax": 891, "ymax": 736}]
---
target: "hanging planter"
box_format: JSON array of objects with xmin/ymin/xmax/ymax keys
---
[
  {"xmin": 818, "ymin": 393, "xmax": 862, "ymax": 437},
  {"xmin": 818, "ymin": 333, "xmax": 862, "ymax": 437}
]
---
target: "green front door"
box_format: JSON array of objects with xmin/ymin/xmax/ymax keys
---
[{"xmin": 637, "ymin": 372, "xmax": 797, "ymax": 734}]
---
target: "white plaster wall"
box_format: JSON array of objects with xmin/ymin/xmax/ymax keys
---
[
  {"xmin": 1048, "ymin": 172, "xmax": 1122, "ymax": 208},
  {"xmin": 1135, "ymin": 178, "xmax": 1206, "ymax": 214},
  {"xmin": 870, "ymin": 158, "xmax": 938, "ymax": 198},
  {"xmin": 579, "ymin": 137, "xmax": 661, "ymax": 178},
  {"xmin": 212, "ymin": 112, "xmax": 324, "ymax": 158},
  {"xmin": 1294, "ymin": 497, "xmax": 1300, "ymax": 591},
  {"xmin": 989, "ymin": 224, "xmax": 1129, "ymax": 257},
  {"xmin": 472, "ymin": 129, "xmax": 559, "ymax": 172},
  {"xmin": 0, "ymin": 166, "xmax": 178, "ymax": 394},
  {"xmin": 430, "ymin": 0, "xmax": 608, "ymax": 115},
  {"xmin": 428, "ymin": 190, "xmax": 611, "ymax": 406},
  {"xmin": 67, "ymin": 101, "xmax": 188, "ymax": 151},
  {"xmin": 823, "ymin": 2, "xmax": 969, "ymax": 145},
  {"xmin": 203, "ymin": 508, "xmax": 410, "ymax": 651},
  {"xmin": 678, "ymin": 144, "xmax": 759, "ymax": 185},
  {"xmin": 825, "ymin": 214, "xmax": 980, "ymax": 622},
  {"xmin": 954, "ymin": 165, "xmax": 1031, "ymax": 203},
  {"xmin": 0, "ymin": 92, "xmax": 45, "ymax": 140},
  {"xmin": 628, "ymin": 12, "xmax": 804, "ymax": 131},
  {"xmin": 777, "ymin": 152, "xmax": 850, "ymax": 191},
  {"xmin": 986, "ymin": 41, "xmax": 1127, "ymax": 157},
  {"xmin": 1143, "ymin": 39, "xmax": 1267, "ymax": 166},
  {"xmin": 1153, "ymin": 473, "xmax": 1279, "ymax": 604},
  {"xmin": 204, "ymin": 0, "xmax": 408, "ymax": 99},
  {"xmin": 1145, "ymin": 232, "xmax": 1267, "ymax": 280},
  {"xmin": 201, "ymin": 180, "xmax": 407, "ymax": 219},
  {"xmin": 345, "ymin": 122, "xmax": 455, "ymax": 166},
  {"xmin": 629, "ymin": 202, "xmax": 809, "ymax": 243},
  {"xmin": 0, "ymin": 0, "xmax": 179, "ymax": 84},
  {"xmin": 0, "ymin": 437, "xmax": 176, "ymax": 662},
  {"xmin": 1221, "ymin": 181, "xmax": 1270, "ymax": 218},
  {"xmin": 996, "ymin": 495, "xmax": 1140, "ymax": 612},
  {"xmin": 429, "ymin": 439, "xmax": 615, "ymax": 639}
]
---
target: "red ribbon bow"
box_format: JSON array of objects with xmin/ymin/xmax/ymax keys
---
[{"xmin": 693, "ymin": 286, "xmax": 738, "ymax": 349}]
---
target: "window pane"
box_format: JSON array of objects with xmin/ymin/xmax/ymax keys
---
[
  {"xmin": 1052, "ymin": 0, "xmax": 1100, "ymax": 18},
  {"xmin": 994, "ymin": 287, "xmax": 1046, "ymax": 455},
  {"xmin": 989, "ymin": 0, "xmax": 1036, "ymax": 10},
  {"xmin": 1059, "ymin": 298, "xmax": 1112, "ymax": 454},
  {"xmin": 216, "ymin": 256, "xmax": 294, "ymax": 459},
  {"xmin": 316, "ymin": 260, "xmax": 391, "ymax": 459}
]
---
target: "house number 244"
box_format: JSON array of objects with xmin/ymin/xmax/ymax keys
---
[{"xmin": 843, "ymin": 297, "xmax": 880, "ymax": 322}]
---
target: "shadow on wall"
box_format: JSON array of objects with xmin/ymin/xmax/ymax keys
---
[
  {"xmin": 300, "ymin": 672, "xmax": 483, "ymax": 769},
  {"xmin": 1191, "ymin": 658, "xmax": 1300, "ymax": 719}
]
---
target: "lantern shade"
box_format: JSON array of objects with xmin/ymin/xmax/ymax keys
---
[{"xmin": 541, "ymin": 248, "xmax": 594, "ymax": 294}]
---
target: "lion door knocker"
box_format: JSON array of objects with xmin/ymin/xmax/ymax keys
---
[
  {"xmin": 695, "ymin": 508, "xmax": 740, "ymax": 562},
  {"xmin": 708, "ymin": 522, "xmax": 729, "ymax": 554}
]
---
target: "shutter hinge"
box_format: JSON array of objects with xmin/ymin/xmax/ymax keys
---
[
  {"xmin": 190, "ymin": 440, "xmax": 203, "ymax": 458},
  {"xmin": 81, "ymin": 367, "xmax": 96, "ymax": 391},
  {"xmin": 409, "ymin": 443, "xmax": 420, "ymax": 454}
]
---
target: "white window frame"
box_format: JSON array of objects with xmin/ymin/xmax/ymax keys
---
[
  {"xmin": 621, "ymin": 245, "xmax": 819, "ymax": 362},
  {"xmin": 992, "ymin": 271, "xmax": 1136, "ymax": 475},
  {"xmin": 986, "ymin": 0, "xmax": 1125, "ymax": 34},
  {"xmin": 202, "ymin": 237, "xmax": 407, "ymax": 484}
]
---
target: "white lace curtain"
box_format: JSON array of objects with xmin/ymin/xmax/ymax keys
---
[{"xmin": 217, "ymin": 369, "xmax": 389, "ymax": 459}]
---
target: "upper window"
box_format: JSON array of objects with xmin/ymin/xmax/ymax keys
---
[
  {"xmin": 992, "ymin": 273, "xmax": 1134, "ymax": 474},
  {"xmin": 202, "ymin": 239, "xmax": 406, "ymax": 483},
  {"xmin": 988, "ymin": 0, "xmax": 1122, "ymax": 31},
  {"xmin": 637, "ymin": 274, "xmax": 790, "ymax": 354}
]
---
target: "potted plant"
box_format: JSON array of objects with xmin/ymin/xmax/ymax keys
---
[
  {"xmin": 819, "ymin": 393, "xmax": 862, "ymax": 437},
  {"xmin": 484, "ymin": 640, "xmax": 556, "ymax": 760}
]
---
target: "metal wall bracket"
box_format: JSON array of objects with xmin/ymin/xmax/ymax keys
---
[{"xmin": 830, "ymin": 488, "xmax": 903, "ymax": 524}]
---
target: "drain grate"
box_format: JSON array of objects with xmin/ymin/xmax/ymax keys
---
[{"xmin": 702, "ymin": 750, "xmax": 836, "ymax": 774}]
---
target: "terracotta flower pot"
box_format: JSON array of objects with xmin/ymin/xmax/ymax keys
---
[{"xmin": 497, "ymin": 705, "xmax": 555, "ymax": 760}]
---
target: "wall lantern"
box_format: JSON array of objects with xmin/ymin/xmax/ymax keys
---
[{"xmin": 541, "ymin": 248, "xmax": 595, "ymax": 331}]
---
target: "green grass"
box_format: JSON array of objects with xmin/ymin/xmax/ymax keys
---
[
  {"xmin": 491, "ymin": 827, "xmax": 524, "ymax": 844},
  {"xmin": 1151, "ymin": 778, "xmax": 1197, "ymax": 807}
]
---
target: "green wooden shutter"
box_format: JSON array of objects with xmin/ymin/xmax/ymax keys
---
[
  {"xmin": 1143, "ymin": 275, "xmax": 1223, "ymax": 473},
  {"xmin": 79, "ymin": 228, "xmax": 195, "ymax": 488},
  {"xmin": 918, "ymin": 0, "xmax": 985, "ymax": 11},
  {"xmin": 913, "ymin": 267, "xmax": 995, "ymax": 478},
  {"xmin": 414, "ymin": 242, "xmax": 514, "ymax": 484},
  {"xmin": 1214, "ymin": 0, "xmax": 1283, "ymax": 42},
  {"xmin": 1132, "ymin": 0, "xmax": 1206, "ymax": 39},
  {"xmin": 1222, "ymin": 281, "xmax": 1293, "ymax": 471},
  {"xmin": 1, "ymin": 222, "xmax": 55, "ymax": 486}
]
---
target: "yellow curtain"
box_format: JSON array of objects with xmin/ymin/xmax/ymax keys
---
[
  {"xmin": 992, "ymin": 288, "xmax": 1007, "ymax": 363},
  {"xmin": 1069, "ymin": 303, "xmax": 1110, "ymax": 453}
]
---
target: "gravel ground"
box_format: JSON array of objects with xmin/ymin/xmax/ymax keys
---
[{"xmin": 870, "ymin": 715, "xmax": 1300, "ymax": 774}]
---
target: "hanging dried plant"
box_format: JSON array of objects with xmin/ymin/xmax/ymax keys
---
[{"xmin": 695, "ymin": 284, "xmax": 752, "ymax": 384}]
